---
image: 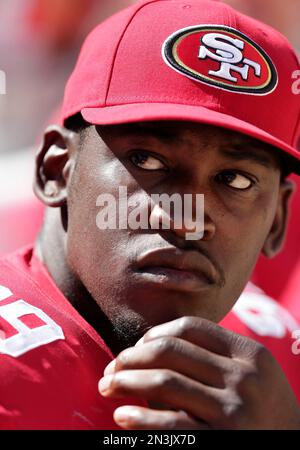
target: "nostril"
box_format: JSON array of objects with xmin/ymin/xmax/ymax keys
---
[{"xmin": 201, "ymin": 221, "xmax": 216, "ymax": 241}]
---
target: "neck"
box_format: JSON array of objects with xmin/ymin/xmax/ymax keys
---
[{"xmin": 35, "ymin": 208, "xmax": 122, "ymax": 356}]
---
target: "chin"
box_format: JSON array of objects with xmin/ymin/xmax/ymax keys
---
[{"xmin": 111, "ymin": 308, "xmax": 152, "ymax": 348}]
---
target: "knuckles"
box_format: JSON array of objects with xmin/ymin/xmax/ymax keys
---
[
  {"xmin": 153, "ymin": 369, "xmax": 181, "ymax": 397},
  {"xmin": 116, "ymin": 336, "xmax": 181, "ymax": 370},
  {"xmin": 111, "ymin": 319, "xmax": 278, "ymax": 430},
  {"xmin": 116, "ymin": 348, "xmax": 135, "ymax": 370},
  {"xmin": 149, "ymin": 336, "xmax": 180, "ymax": 359},
  {"xmin": 253, "ymin": 343, "xmax": 276, "ymax": 372},
  {"xmin": 144, "ymin": 316, "xmax": 203, "ymax": 341},
  {"xmin": 230, "ymin": 365, "xmax": 261, "ymax": 402},
  {"xmin": 175, "ymin": 316, "xmax": 213, "ymax": 337}
]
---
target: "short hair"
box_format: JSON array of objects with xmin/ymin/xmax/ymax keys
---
[{"xmin": 64, "ymin": 113, "xmax": 90, "ymax": 148}]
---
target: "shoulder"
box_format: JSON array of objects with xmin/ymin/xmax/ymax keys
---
[
  {"xmin": 0, "ymin": 248, "xmax": 118, "ymax": 429},
  {"xmin": 0, "ymin": 246, "xmax": 113, "ymax": 361},
  {"xmin": 0, "ymin": 247, "xmax": 66, "ymax": 358}
]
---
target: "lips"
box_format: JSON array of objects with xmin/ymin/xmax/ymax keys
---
[{"xmin": 135, "ymin": 247, "xmax": 218, "ymax": 292}]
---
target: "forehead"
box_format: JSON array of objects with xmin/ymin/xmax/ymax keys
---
[{"xmin": 98, "ymin": 120, "xmax": 250, "ymax": 143}]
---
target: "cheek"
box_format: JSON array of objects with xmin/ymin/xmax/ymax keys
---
[
  {"xmin": 212, "ymin": 190, "xmax": 279, "ymax": 308},
  {"xmin": 220, "ymin": 187, "xmax": 279, "ymax": 253},
  {"xmin": 65, "ymin": 154, "xmax": 149, "ymax": 292}
]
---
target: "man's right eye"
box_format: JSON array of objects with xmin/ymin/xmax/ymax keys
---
[{"xmin": 130, "ymin": 151, "xmax": 168, "ymax": 171}]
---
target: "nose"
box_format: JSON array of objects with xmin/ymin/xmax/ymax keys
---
[{"xmin": 149, "ymin": 201, "xmax": 216, "ymax": 241}]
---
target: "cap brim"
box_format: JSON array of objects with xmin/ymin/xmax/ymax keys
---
[{"xmin": 81, "ymin": 103, "xmax": 300, "ymax": 175}]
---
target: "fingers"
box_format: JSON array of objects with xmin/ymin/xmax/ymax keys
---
[
  {"xmin": 113, "ymin": 406, "xmax": 210, "ymax": 430},
  {"xmin": 99, "ymin": 369, "xmax": 225, "ymax": 423},
  {"xmin": 105, "ymin": 337, "xmax": 228, "ymax": 387},
  {"xmin": 99, "ymin": 317, "xmax": 260, "ymax": 429},
  {"xmin": 135, "ymin": 316, "xmax": 252, "ymax": 358}
]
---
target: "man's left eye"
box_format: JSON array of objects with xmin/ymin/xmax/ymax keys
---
[
  {"xmin": 216, "ymin": 170, "xmax": 253, "ymax": 190},
  {"xmin": 130, "ymin": 151, "xmax": 167, "ymax": 171}
]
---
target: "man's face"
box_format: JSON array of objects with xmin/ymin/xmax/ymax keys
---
[{"xmin": 62, "ymin": 120, "xmax": 286, "ymax": 346}]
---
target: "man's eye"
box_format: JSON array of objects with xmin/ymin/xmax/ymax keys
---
[
  {"xmin": 216, "ymin": 170, "xmax": 253, "ymax": 190},
  {"xmin": 130, "ymin": 151, "xmax": 167, "ymax": 171}
]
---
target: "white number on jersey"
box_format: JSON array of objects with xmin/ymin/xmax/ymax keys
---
[
  {"xmin": 0, "ymin": 284, "xmax": 64, "ymax": 357},
  {"xmin": 233, "ymin": 289, "xmax": 299, "ymax": 338}
]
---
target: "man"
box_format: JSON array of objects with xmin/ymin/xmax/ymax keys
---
[{"xmin": 0, "ymin": 0, "xmax": 299, "ymax": 429}]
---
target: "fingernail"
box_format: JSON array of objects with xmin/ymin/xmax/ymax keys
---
[
  {"xmin": 98, "ymin": 375, "xmax": 113, "ymax": 394},
  {"xmin": 104, "ymin": 359, "xmax": 116, "ymax": 376},
  {"xmin": 135, "ymin": 336, "xmax": 144, "ymax": 347},
  {"xmin": 114, "ymin": 406, "xmax": 139, "ymax": 423}
]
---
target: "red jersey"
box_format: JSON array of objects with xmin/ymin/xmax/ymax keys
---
[
  {"xmin": 0, "ymin": 247, "xmax": 299, "ymax": 429},
  {"xmin": 0, "ymin": 246, "xmax": 145, "ymax": 429}
]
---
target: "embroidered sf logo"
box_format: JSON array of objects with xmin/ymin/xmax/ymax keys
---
[{"xmin": 162, "ymin": 25, "xmax": 278, "ymax": 95}]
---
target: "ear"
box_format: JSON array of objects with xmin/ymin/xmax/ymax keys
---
[
  {"xmin": 33, "ymin": 125, "xmax": 79, "ymax": 207},
  {"xmin": 262, "ymin": 179, "xmax": 295, "ymax": 258}
]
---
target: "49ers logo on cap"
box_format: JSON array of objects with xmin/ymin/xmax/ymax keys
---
[{"xmin": 162, "ymin": 25, "xmax": 278, "ymax": 95}]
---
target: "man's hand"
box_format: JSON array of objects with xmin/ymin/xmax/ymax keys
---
[{"xmin": 98, "ymin": 317, "xmax": 300, "ymax": 430}]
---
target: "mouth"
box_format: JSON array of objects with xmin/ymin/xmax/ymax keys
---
[{"xmin": 135, "ymin": 247, "xmax": 219, "ymax": 293}]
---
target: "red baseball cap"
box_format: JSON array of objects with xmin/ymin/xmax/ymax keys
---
[{"xmin": 61, "ymin": 0, "xmax": 300, "ymax": 174}]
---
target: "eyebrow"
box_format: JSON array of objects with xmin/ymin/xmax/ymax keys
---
[{"xmin": 220, "ymin": 145, "xmax": 277, "ymax": 169}]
